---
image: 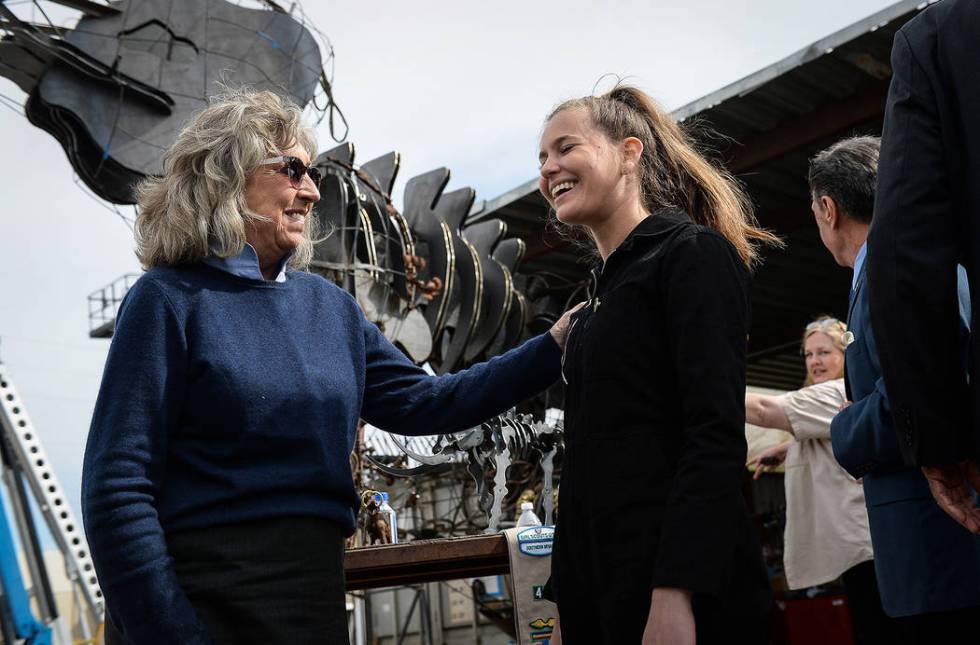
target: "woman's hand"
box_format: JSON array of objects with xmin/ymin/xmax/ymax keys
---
[
  {"xmin": 748, "ymin": 441, "xmax": 792, "ymax": 480},
  {"xmin": 549, "ymin": 302, "xmax": 586, "ymax": 350},
  {"xmin": 642, "ymin": 588, "xmax": 695, "ymax": 645}
]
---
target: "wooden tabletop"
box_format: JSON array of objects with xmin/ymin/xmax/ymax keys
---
[{"xmin": 344, "ymin": 533, "xmax": 509, "ymax": 590}]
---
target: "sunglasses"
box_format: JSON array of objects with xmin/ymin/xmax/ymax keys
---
[{"xmin": 259, "ymin": 155, "xmax": 321, "ymax": 187}]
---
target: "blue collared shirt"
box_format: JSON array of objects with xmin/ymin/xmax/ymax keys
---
[
  {"xmin": 203, "ymin": 244, "xmax": 289, "ymax": 282},
  {"xmin": 852, "ymin": 241, "xmax": 868, "ymax": 290}
]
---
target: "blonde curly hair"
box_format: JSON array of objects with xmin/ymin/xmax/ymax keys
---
[
  {"xmin": 135, "ymin": 88, "xmax": 319, "ymax": 270},
  {"xmin": 801, "ymin": 316, "xmax": 848, "ymax": 385}
]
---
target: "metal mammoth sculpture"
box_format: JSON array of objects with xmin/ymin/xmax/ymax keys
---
[{"xmin": 309, "ymin": 142, "xmax": 529, "ymax": 372}]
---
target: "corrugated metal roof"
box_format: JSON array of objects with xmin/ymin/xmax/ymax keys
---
[{"xmin": 671, "ymin": 0, "xmax": 932, "ymax": 122}]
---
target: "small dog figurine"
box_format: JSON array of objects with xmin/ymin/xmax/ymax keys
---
[{"xmin": 361, "ymin": 490, "xmax": 391, "ymax": 545}]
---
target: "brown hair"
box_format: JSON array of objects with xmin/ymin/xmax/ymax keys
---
[{"xmin": 548, "ymin": 85, "xmax": 780, "ymax": 267}]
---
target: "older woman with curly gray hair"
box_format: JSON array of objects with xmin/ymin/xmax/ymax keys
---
[{"xmin": 82, "ymin": 89, "xmax": 574, "ymax": 645}]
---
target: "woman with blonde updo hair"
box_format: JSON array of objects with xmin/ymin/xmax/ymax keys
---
[
  {"xmin": 746, "ymin": 316, "xmax": 893, "ymax": 644},
  {"xmin": 539, "ymin": 84, "xmax": 775, "ymax": 644},
  {"xmin": 82, "ymin": 88, "xmax": 577, "ymax": 645}
]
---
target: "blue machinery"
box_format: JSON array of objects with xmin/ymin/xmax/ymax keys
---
[
  {"xmin": 0, "ymin": 362, "xmax": 103, "ymax": 643},
  {"xmin": 0, "ymin": 483, "xmax": 51, "ymax": 644}
]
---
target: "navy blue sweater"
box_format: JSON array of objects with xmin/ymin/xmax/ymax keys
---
[{"xmin": 81, "ymin": 263, "xmax": 560, "ymax": 644}]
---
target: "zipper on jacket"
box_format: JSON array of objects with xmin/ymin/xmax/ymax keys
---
[
  {"xmin": 592, "ymin": 246, "xmax": 623, "ymax": 299},
  {"xmin": 561, "ymin": 318, "xmax": 579, "ymax": 385}
]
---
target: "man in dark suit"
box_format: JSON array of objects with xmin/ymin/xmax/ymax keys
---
[
  {"xmin": 810, "ymin": 136, "xmax": 980, "ymax": 640},
  {"xmin": 867, "ymin": 0, "xmax": 980, "ymax": 533}
]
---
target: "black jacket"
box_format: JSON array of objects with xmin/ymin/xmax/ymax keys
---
[
  {"xmin": 868, "ymin": 0, "xmax": 980, "ymax": 465},
  {"xmin": 552, "ymin": 210, "xmax": 770, "ymax": 643}
]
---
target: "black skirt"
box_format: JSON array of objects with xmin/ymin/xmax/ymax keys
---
[{"xmin": 106, "ymin": 516, "xmax": 350, "ymax": 645}]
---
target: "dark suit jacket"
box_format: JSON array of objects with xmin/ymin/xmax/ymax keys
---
[
  {"xmin": 868, "ymin": 0, "xmax": 980, "ymax": 465},
  {"xmin": 832, "ymin": 261, "xmax": 980, "ymax": 617}
]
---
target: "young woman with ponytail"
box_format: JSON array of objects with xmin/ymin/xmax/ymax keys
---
[{"xmin": 538, "ymin": 86, "xmax": 777, "ymax": 644}]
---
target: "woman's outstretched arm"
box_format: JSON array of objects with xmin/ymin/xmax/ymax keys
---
[{"xmin": 745, "ymin": 392, "xmax": 793, "ymax": 433}]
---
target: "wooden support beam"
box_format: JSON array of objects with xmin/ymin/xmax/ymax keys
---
[
  {"xmin": 345, "ymin": 534, "xmax": 509, "ymax": 590},
  {"xmin": 727, "ymin": 79, "xmax": 891, "ymax": 174}
]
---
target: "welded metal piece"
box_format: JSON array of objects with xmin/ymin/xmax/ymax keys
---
[
  {"xmin": 403, "ymin": 168, "xmax": 454, "ymax": 344},
  {"xmin": 463, "ymin": 220, "xmax": 510, "ymax": 362},
  {"xmin": 386, "ymin": 433, "xmax": 455, "ymax": 466},
  {"xmin": 362, "ymin": 455, "xmax": 452, "ymax": 479},
  {"xmin": 431, "ymin": 187, "xmax": 480, "ymax": 373},
  {"xmin": 2, "ymin": 0, "xmax": 325, "ymax": 203},
  {"xmin": 372, "ymin": 413, "xmax": 562, "ymax": 530},
  {"xmin": 534, "ymin": 421, "xmax": 560, "ymax": 526}
]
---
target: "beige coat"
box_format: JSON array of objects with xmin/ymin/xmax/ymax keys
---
[{"xmin": 779, "ymin": 379, "xmax": 874, "ymax": 589}]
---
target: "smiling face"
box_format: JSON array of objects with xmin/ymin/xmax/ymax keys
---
[
  {"xmin": 244, "ymin": 142, "xmax": 320, "ymax": 266},
  {"xmin": 803, "ymin": 331, "xmax": 844, "ymax": 385},
  {"xmin": 537, "ymin": 107, "xmax": 637, "ymax": 229}
]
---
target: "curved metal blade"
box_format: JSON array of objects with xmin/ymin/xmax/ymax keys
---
[
  {"xmin": 541, "ymin": 446, "xmax": 557, "ymax": 526},
  {"xmin": 454, "ymin": 426, "xmax": 486, "ymax": 451},
  {"xmin": 386, "ymin": 433, "xmax": 455, "ymax": 465},
  {"xmin": 364, "ymin": 454, "xmax": 452, "ymax": 478}
]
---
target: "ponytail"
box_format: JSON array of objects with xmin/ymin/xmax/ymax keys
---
[{"xmin": 548, "ymin": 85, "xmax": 781, "ymax": 267}]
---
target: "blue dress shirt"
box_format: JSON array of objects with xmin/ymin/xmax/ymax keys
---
[
  {"xmin": 852, "ymin": 241, "xmax": 867, "ymax": 291},
  {"xmin": 202, "ymin": 244, "xmax": 290, "ymax": 282}
]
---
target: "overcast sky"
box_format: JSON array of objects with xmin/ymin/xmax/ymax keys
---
[{"xmin": 0, "ymin": 0, "xmax": 898, "ymax": 543}]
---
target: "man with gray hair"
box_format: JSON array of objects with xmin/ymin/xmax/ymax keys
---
[{"xmin": 810, "ymin": 136, "xmax": 980, "ymax": 641}]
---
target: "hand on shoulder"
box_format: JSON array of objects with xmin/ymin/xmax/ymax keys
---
[{"xmin": 549, "ymin": 302, "xmax": 586, "ymax": 350}]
